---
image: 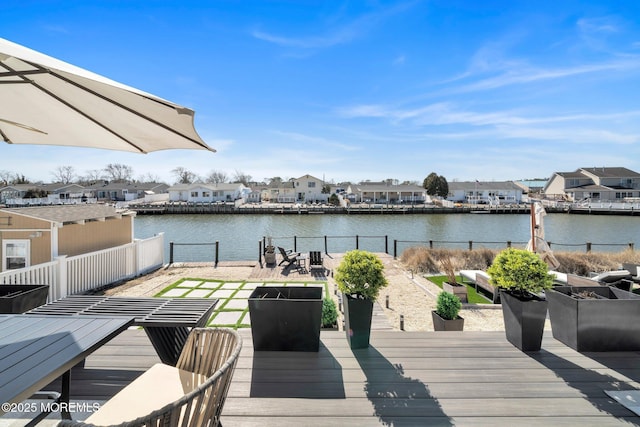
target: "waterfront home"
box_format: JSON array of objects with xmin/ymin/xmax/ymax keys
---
[
  {"xmin": 168, "ymin": 183, "xmax": 249, "ymax": 203},
  {"xmin": 544, "ymin": 167, "xmax": 640, "ymax": 202},
  {"xmin": 0, "ymin": 204, "xmax": 135, "ymax": 271},
  {"xmin": 292, "ymin": 174, "xmax": 328, "ymax": 203},
  {"xmin": 0, "ymin": 182, "xmax": 91, "ymax": 205},
  {"xmin": 447, "ymin": 181, "xmax": 523, "ymax": 205},
  {"xmin": 85, "ymin": 181, "xmax": 170, "ymax": 202},
  {"xmin": 346, "ymin": 183, "xmax": 428, "ymax": 204}
]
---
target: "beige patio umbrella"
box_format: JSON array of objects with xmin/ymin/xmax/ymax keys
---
[
  {"xmin": 526, "ymin": 201, "xmax": 560, "ymax": 269},
  {"xmin": 0, "ymin": 37, "xmax": 214, "ymax": 153}
]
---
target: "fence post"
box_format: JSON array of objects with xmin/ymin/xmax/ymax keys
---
[
  {"xmin": 394, "ymin": 240, "xmax": 397, "ymax": 259},
  {"xmin": 259, "ymin": 241, "xmax": 263, "ymax": 268},
  {"xmin": 294, "ymin": 236, "xmax": 297, "ymax": 252},
  {"xmin": 586, "ymin": 242, "xmax": 592, "ymax": 253},
  {"xmin": 56, "ymin": 255, "xmax": 68, "ymax": 299},
  {"xmin": 630, "ymin": 243, "xmax": 635, "ymax": 251},
  {"xmin": 385, "ymin": 235, "xmax": 388, "ymax": 254},
  {"xmin": 214, "ymin": 241, "xmax": 219, "ymax": 267},
  {"xmin": 468, "ymin": 241, "xmax": 473, "ymax": 251},
  {"xmin": 356, "ymin": 235, "xmax": 359, "ymax": 250},
  {"xmin": 507, "ymin": 241, "xmax": 511, "ymax": 248},
  {"xmin": 429, "ymin": 240, "xmax": 433, "ymax": 249},
  {"xmin": 324, "ymin": 236, "xmax": 328, "ymax": 254},
  {"xmin": 169, "ymin": 241, "xmax": 174, "ymax": 264}
]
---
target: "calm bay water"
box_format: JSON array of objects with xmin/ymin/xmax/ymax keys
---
[{"xmin": 133, "ymin": 213, "xmax": 640, "ymax": 263}]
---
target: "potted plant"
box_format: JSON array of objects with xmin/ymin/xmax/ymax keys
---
[
  {"xmin": 432, "ymin": 291, "xmax": 464, "ymax": 331},
  {"xmin": 440, "ymin": 254, "xmax": 468, "ymax": 303},
  {"xmin": 335, "ymin": 250, "xmax": 388, "ymax": 349},
  {"xmin": 321, "ymin": 297, "xmax": 339, "ymax": 329},
  {"xmin": 487, "ymin": 248, "xmax": 554, "ymax": 351},
  {"xmin": 546, "ymin": 285, "xmax": 640, "ymax": 351},
  {"xmin": 264, "ymin": 236, "xmax": 276, "ymax": 266}
]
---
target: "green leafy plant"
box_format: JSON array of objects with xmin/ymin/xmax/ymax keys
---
[
  {"xmin": 321, "ymin": 298, "xmax": 338, "ymax": 327},
  {"xmin": 335, "ymin": 250, "xmax": 388, "ymax": 300},
  {"xmin": 435, "ymin": 291, "xmax": 462, "ymax": 320},
  {"xmin": 487, "ymin": 248, "xmax": 554, "ymax": 296}
]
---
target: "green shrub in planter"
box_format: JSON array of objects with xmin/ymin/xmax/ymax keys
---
[
  {"xmin": 487, "ymin": 248, "xmax": 554, "ymax": 297},
  {"xmin": 321, "ymin": 298, "xmax": 338, "ymax": 328},
  {"xmin": 335, "ymin": 250, "xmax": 388, "ymax": 348},
  {"xmin": 435, "ymin": 291, "xmax": 462, "ymax": 320},
  {"xmin": 487, "ymin": 248, "xmax": 554, "ymax": 351},
  {"xmin": 335, "ymin": 250, "xmax": 388, "ymax": 300}
]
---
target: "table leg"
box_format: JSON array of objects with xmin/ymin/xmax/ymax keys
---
[{"xmin": 144, "ymin": 326, "xmax": 190, "ymax": 366}]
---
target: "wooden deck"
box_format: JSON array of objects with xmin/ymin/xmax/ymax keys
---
[{"xmin": 10, "ymin": 329, "xmax": 640, "ymax": 426}]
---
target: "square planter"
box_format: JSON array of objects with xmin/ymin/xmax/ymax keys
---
[
  {"xmin": 547, "ymin": 286, "xmax": 640, "ymax": 351},
  {"xmin": 500, "ymin": 290, "xmax": 548, "ymax": 352},
  {"xmin": 248, "ymin": 286, "xmax": 322, "ymax": 352},
  {"xmin": 431, "ymin": 311, "xmax": 464, "ymax": 331},
  {"xmin": 443, "ymin": 281, "xmax": 468, "ymax": 303},
  {"xmin": 0, "ymin": 284, "xmax": 49, "ymax": 313}
]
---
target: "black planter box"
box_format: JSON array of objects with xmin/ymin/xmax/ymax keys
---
[
  {"xmin": 248, "ymin": 286, "xmax": 322, "ymax": 352},
  {"xmin": 547, "ymin": 286, "xmax": 640, "ymax": 351},
  {"xmin": 343, "ymin": 294, "xmax": 374, "ymax": 349},
  {"xmin": 500, "ymin": 290, "xmax": 548, "ymax": 352},
  {"xmin": 0, "ymin": 284, "xmax": 49, "ymax": 313}
]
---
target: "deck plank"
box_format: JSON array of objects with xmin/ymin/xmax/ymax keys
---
[{"xmin": 4, "ymin": 329, "xmax": 640, "ymax": 426}]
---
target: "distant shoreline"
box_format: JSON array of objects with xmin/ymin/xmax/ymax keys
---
[{"xmin": 127, "ymin": 202, "xmax": 640, "ymax": 216}]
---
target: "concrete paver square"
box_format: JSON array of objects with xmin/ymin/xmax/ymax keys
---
[
  {"xmin": 178, "ymin": 280, "xmax": 203, "ymax": 288},
  {"xmin": 223, "ymin": 299, "xmax": 248, "ymax": 310},
  {"xmin": 163, "ymin": 288, "xmax": 190, "ymax": 297},
  {"xmin": 209, "ymin": 289, "xmax": 235, "ymax": 298},
  {"xmin": 211, "ymin": 311, "xmax": 243, "ymax": 326},
  {"xmin": 185, "ymin": 289, "xmax": 212, "ymax": 298}
]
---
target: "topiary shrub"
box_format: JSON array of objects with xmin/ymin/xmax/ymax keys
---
[
  {"xmin": 321, "ymin": 298, "xmax": 338, "ymax": 327},
  {"xmin": 487, "ymin": 248, "xmax": 554, "ymax": 297},
  {"xmin": 335, "ymin": 250, "xmax": 388, "ymax": 300},
  {"xmin": 435, "ymin": 291, "xmax": 461, "ymax": 320}
]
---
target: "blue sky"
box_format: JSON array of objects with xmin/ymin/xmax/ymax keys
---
[{"xmin": 2, "ymin": 0, "xmax": 640, "ymax": 185}]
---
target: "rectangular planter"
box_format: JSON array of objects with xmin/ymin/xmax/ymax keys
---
[
  {"xmin": 343, "ymin": 294, "xmax": 374, "ymax": 349},
  {"xmin": 0, "ymin": 284, "xmax": 49, "ymax": 313},
  {"xmin": 248, "ymin": 286, "xmax": 322, "ymax": 352},
  {"xmin": 443, "ymin": 282, "xmax": 468, "ymax": 303},
  {"xmin": 547, "ymin": 286, "xmax": 640, "ymax": 351}
]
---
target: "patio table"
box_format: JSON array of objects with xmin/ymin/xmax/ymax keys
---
[
  {"xmin": 27, "ymin": 295, "xmax": 218, "ymax": 366},
  {"xmin": 0, "ymin": 314, "xmax": 133, "ymax": 425}
]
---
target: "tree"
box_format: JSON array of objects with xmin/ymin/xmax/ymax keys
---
[
  {"xmin": 172, "ymin": 167, "xmax": 198, "ymax": 184},
  {"xmin": 0, "ymin": 170, "xmax": 13, "ymax": 185},
  {"xmin": 423, "ymin": 173, "xmax": 449, "ymax": 198},
  {"xmin": 103, "ymin": 164, "xmax": 133, "ymax": 182},
  {"xmin": 205, "ymin": 170, "xmax": 228, "ymax": 184},
  {"xmin": 51, "ymin": 165, "xmax": 76, "ymax": 184},
  {"xmin": 233, "ymin": 170, "xmax": 252, "ymax": 186},
  {"xmin": 80, "ymin": 169, "xmax": 105, "ymax": 184}
]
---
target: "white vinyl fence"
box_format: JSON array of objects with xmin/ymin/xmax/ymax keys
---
[{"xmin": 0, "ymin": 233, "xmax": 164, "ymax": 301}]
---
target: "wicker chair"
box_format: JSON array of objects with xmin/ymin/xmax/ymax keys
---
[{"xmin": 58, "ymin": 328, "xmax": 242, "ymax": 427}]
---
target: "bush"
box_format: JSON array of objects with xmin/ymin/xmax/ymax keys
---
[
  {"xmin": 435, "ymin": 291, "xmax": 461, "ymax": 320},
  {"xmin": 335, "ymin": 250, "xmax": 388, "ymax": 300},
  {"xmin": 487, "ymin": 248, "xmax": 554, "ymax": 296},
  {"xmin": 321, "ymin": 298, "xmax": 338, "ymax": 327}
]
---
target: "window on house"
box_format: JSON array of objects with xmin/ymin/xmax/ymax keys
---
[
  {"xmin": 202, "ymin": 192, "xmax": 210, "ymax": 197},
  {"xmin": 191, "ymin": 191, "xmax": 198, "ymax": 197},
  {"xmin": 2, "ymin": 240, "xmax": 30, "ymax": 271},
  {"xmin": 308, "ymin": 182, "xmax": 316, "ymax": 188}
]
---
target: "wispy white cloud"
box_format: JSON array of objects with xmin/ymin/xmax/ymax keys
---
[{"xmin": 251, "ymin": 1, "xmax": 417, "ymax": 50}]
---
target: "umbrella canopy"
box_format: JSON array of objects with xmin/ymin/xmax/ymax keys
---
[
  {"xmin": 0, "ymin": 37, "xmax": 213, "ymax": 153},
  {"xmin": 526, "ymin": 201, "xmax": 560, "ymax": 269}
]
